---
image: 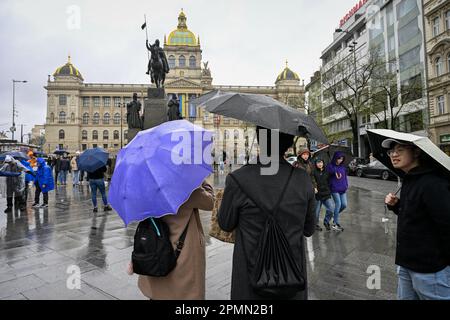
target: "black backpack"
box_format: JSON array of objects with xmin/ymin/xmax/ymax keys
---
[
  {"xmin": 132, "ymin": 217, "xmax": 189, "ymax": 277},
  {"xmin": 229, "ymin": 167, "xmax": 305, "ymax": 299}
]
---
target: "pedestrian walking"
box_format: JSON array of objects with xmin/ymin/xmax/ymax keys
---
[
  {"xmin": 325, "ymin": 151, "xmax": 348, "ymax": 231},
  {"xmin": 32, "ymin": 158, "xmax": 54, "ymax": 208},
  {"xmin": 137, "ymin": 181, "xmax": 215, "ymax": 300},
  {"xmin": 0, "ymin": 155, "xmax": 29, "ymax": 212},
  {"xmin": 87, "ymin": 165, "xmax": 112, "ymax": 213},
  {"xmin": 294, "ymin": 147, "xmax": 314, "ymax": 177},
  {"xmin": 58, "ymin": 156, "xmax": 71, "ymax": 185},
  {"xmin": 383, "ymin": 138, "xmax": 450, "ymax": 300},
  {"xmin": 312, "ymin": 158, "xmax": 334, "ymax": 231},
  {"xmin": 54, "ymin": 156, "xmax": 61, "ymax": 185},
  {"xmin": 218, "ymin": 126, "xmax": 316, "ymax": 300},
  {"xmin": 71, "ymin": 152, "xmax": 80, "ymax": 186},
  {"xmin": 20, "ymin": 158, "xmax": 35, "ymax": 207}
]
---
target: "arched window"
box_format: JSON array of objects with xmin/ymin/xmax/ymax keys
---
[
  {"xmin": 92, "ymin": 130, "xmax": 98, "ymax": 140},
  {"xmin": 436, "ymin": 57, "xmax": 443, "ymax": 76},
  {"xmin": 82, "ymin": 130, "xmax": 87, "ymax": 140},
  {"xmin": 224, "ymin": 130, "xmax": 229, "ymax": 140},
  {"xmin": 59, "ymin": 129, "xmax": 65, "ymax": 140},
  {"xmin": 50, "ymin": 113, "xmax": 55, "ymax": 123},
  {"xmin": 93, "ymin": 113, "xmax": 100, "ymax": 124},
  {"xmin": 59, "ymin": 111, "xmax": 66, "ymax": 124},
  {"xmin": 103, "ymin": 130, "xmax": 109, "ymax": 140},
  {"xmin": 169, "ymin": 55, "xmax": 175, "ymax": 68},
  {"xmin": 114, "ymin": 113, "xmax": 120, "ymax": 124},
  {"xmin": 179, "ymin": 55, "xmax": 186, "ymax": 67},
  {"xmin": 82, "ymin": 113, "xmax": 89, "ymax": 124},
  {"xmin": 113, "ymin": 130, "xmax": 119, "ymax": 140},
  {"xmin": 234, "ymin": 130, "xmax": 239, "ymax": 140},
  {"xmin": 189, "ymin": 56, "xmax": 196, "ymax": 68},
  {"xmin": 124, "ymin": 130, "xmax": 128, "ymax": 140},
  {"xmin": 103, "ymin": 113, "xmax": 110, "ymax": 124}
]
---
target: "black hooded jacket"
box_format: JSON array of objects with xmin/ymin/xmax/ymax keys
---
[{"xmin": 387, "ymin": 167, "xmax": 450, "ymax": 273}]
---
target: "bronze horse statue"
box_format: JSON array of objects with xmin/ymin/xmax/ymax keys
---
[{"xmin": 146, "ymin": 39, "xmax": 169, "ymax": 88}]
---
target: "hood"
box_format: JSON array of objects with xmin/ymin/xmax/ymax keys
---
[
  {"xmin": 331, "ymin": 151, "xmax": 346, "ymax": 165},
  {"xmin": 37, "ymin": 158, "xmax": 46, "ymax": 167}
]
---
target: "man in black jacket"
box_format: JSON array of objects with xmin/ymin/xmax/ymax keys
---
[
  {"xmin": 312, "ymin": 158, "xmax": 334, "ymax": 231},
  {"xmin": 384, "ymin": 139, "xmax": 450, "ymax": 300}
]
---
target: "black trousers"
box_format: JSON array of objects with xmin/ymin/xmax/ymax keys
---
[
  {"xmin": 7, "ymin": 196, "xmax": 22, "ymax": 208},
  {"xmin": 34, "ymin": 184, "xmax": 48, "ymax": 205}
]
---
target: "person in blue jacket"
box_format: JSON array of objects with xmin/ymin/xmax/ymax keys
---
[
  {"xmin": 19, "ymin": 159, "xmax": 35, "ymax": 207},
  {"xmin": 33, "ymin": 158, "xmax": 54, "ymax": 208}
]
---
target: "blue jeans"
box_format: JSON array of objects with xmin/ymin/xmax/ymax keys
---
[
  {"xmin": 89, "ymin": 179, "xmax": 108, "ymax": 208},
  {"xmin": 72, "ymin": 170, "xmax": 80, "ymax": 185},
  {"xmin": 397, "ymin": 265, "xmax": 450, "ymax": 300},
  {"xmin": 316, "ymin": 198, "xmax": 334, "ymax": 225},
  {"xmin": 329, "ymin": 192, "xmax": 347, "ymax": 225},
  {"xmin": 59, "ymin": 170, "xmax": 68, "ymax": 184}
]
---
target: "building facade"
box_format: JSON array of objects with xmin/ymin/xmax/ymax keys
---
[
  {"xmin": 319, "ymin": 0, "xmax": 428, "ymax": 158},
  {"xmin": 424, "ymin": 0, "xmax": 450, "ymax": 155},
  {"xmin": 44, "ymin": 10, "xmax": 305, "ymax": 163}
]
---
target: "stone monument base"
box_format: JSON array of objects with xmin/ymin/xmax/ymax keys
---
[{"xmin": 143, "ymin": 88, "xmax": 167, "ymax": 130}]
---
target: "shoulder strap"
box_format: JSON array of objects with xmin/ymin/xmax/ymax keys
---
[
  {"xmin": 229, "ymin": 167, "xmax": 294, "ymax": 218},
  {"xmin": 174, "ymin": 213, "xmax": 192, "ymax": 259}
]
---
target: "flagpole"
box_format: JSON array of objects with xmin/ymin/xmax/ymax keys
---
[{"xmin": 144, "ymin": 14, "xmax": 151, "ymax": 83}]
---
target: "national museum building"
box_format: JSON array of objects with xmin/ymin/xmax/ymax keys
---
[{"xmin": 44, "ymin": 11, "xmax": 305, "ymax": 161}]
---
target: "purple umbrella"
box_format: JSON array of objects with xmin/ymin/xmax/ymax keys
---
[{"xmin": 109, "ymin": 120, "xmax": 214, "ymax": 226}]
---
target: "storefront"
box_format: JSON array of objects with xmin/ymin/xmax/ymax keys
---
[{"xmin": 439, "ymin": 134, "xmax": 450, "ymax": 156}]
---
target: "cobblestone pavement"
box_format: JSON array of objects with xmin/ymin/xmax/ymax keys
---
[{"xmin": 0, "ymin": 173, "xmax": 399, "ymax": 300}]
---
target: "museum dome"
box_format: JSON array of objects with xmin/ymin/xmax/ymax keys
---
[
  {"xmin": 53, "ymin": 56, "xmax": 84, "ymax": 80},
  {"xmin": 276, "ymin": 61, "xmax": 300, "ymax": 84},
  {"xmin": 166, "ymin": 10, "xmax": 198, "ymax": 47}
]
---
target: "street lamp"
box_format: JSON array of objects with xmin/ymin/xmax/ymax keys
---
[{"xmin": 12, "ymin": 80, "xmax": 27, "ymax": 141}]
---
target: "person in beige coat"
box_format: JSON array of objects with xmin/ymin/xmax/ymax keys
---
[{"xmin": 137, "ymin": 181, "xmax": 215, "ymax": 300}]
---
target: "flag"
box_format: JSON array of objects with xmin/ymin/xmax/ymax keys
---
[{"xmin": 141, "ymin": 22, "xmax": 146, "ymax": 30}]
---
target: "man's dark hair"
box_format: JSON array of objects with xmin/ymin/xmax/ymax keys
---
[{"xmin": 256, "ymin": 126, "xmax": 294, "ymax": 157}]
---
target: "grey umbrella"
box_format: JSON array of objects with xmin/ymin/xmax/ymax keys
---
[{"xmin": 191, "ymin": 90, "xmax": 328, "ymax": 144}]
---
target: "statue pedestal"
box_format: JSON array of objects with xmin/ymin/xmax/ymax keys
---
[{"xmin": 143, "ymin": 88, "xmax": 167, "ymax": 130}]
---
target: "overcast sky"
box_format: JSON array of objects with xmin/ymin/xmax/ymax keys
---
[{"xmin": 0, "ymin": 0, "xmax": 358, "ymax": 137}]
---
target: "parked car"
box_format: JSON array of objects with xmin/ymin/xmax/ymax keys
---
[
  {"xmin": 355, "ymin": 160, "xmax": 396, "ymax": 180},
  {"xmin": 348, "ymin": 157, "xmax": 368, "ymax": 176}
]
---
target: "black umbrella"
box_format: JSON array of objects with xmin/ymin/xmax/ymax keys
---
[
  {"xmin": 312, "ymin": 145, "xmax": 353, "ymax": 167},
  {"xmin": 191, "ymin": 90, "xmax": 328, "ymax": 144},
  {"xmin": 54, "ymin": 150, "xmax": 70, "ymax": 155},
  {"xmin": 367, "ymin": 129, "xmax": 450, "ymax": 179},
  {"xmin": 33, "ymin": 151, "xmax": 47, "ymax": 158}
]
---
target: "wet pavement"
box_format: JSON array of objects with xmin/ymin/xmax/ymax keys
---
[{"xmin": 0, "ymin": 173, "xmax": 399, "ymax": 300}]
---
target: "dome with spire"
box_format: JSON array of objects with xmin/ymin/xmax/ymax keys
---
[
  {"xmin": 53, "ymin": 56, "xmax": 84, "ymax": 80},
  {"xmin": 276, "ymin": 61, "xmax": 300, "ymax": 84},
  {"xmin": 166, "ymin": 10, "xmax": 198, "ymax": 47}
]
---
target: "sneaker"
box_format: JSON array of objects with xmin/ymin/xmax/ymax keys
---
[
  {"xmin": 40, "ymin": 204, "xmax": 48, "ymax": 208},
  {"xmin": 93, "ymin": 207, "xmax": 98, "ymax": 213},
  {"xmin": 332, "ymin": 224, "xmax": 344, "ymax": 232},
  {"xmin": 315, "ymin": 224, "xmax": 323, "ymax": 231},
  {"xmin": 4, "ymin": 207, "xmax": 12, "ymax": 213},
  {"xmin": 32, "ymin": 203, "xmax": 40, "ymax": 208},
  {"xmin": 323, "ymin": 222, "xmax": 331, "ymax": 231},
  {"xmin": 103, "ymin": 205, "xmax": 112, "ymax": 212}
]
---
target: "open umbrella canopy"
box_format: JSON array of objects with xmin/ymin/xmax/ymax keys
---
[
  {"xmin": 190, "ymin": 90, "xmax": 328, "ymax": 144},
  {"xmin": 78, "ymin": 148, "xmax": 109, "ymax": 173},
  {"xmin": 312, "ymin": 144, "xmax": 354, "ymax": 167},
  {"xmin": 0, "ymin": 151, "xmax": 30, "ymax": 161},
  {"xmin": 54, "ymin": 150, "xmax": 70, "ymax": 155},
  {"xmin": 108, "ymin": 119, "xmax": 214, "ymax": 226},
  {"xmin": 367, "ymin": 129, "xmax": 450, "ymax": 179},
  {"xmin": 33, "ymin": 151, "xmax": 47, "ymax": 158}
]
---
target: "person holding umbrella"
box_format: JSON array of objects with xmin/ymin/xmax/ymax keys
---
[
  {"xmin": 383, "ymin": 138, "xmax": 450, "ymax": 300},
  {"xmin": 33, "ymin": 158, "xmax": 54, "ymax": 208}
]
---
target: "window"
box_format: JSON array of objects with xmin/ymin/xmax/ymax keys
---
[
  {"xmin": 436, "ymin": 57, "xmax": 443, "ymax": 76},
  {"xmin": 397, "ymin": 0, "xmax": 416, "ymax": 19},
  {"xmin": 59, "ymin": 130, "xmax": 65, "ymax": 140},
  {"xmin": 103, "ymin": 130, "xmax": 109, "ymax": 140},
  {"xmin": 92, "ymin": 130, "xmax": 98, "ymax": 140},
  {"xmin": 59, "ymin": 95, "xmax": 67, "ymax": 106},
  {"xmin": 234, "ymin": 130, "xmax": 239, "ymax": 140},
  {"xmin": 82, "ymin": 144, "xmax": 87, "ymax": 151},
  {"xmin": 446, "ymin": 11, "xmax": 450, "ymax": 30},
  {"xmin": 388, "ymin": 35, "xmax": 395, "ymax": 52},
  {"xmin": 399, "ymin": 46, "xmax": 420, "ymax": 70},
  {"xmin": 386, "ymin": 3, "xmax": 394, "ymax": 26},
  {"xmin": 93, "ymin": 144, "xmax": 98, "ymax": 148},
  {"xmin": 124, "ymin": 130, "xmax": 128, "ymax": 140},
  {"xmin": 437, "ymin": 95, "xmax": 445, "ymax": 115},
  {"xmin": 103, "ymin": 144, "xmax": 108, "ymax": 149},
  {"xmin": 93, "ymin": 97, "xmax": 100, "ymax": 107},
  {"xmin": 93, "ymin": 113, "xmax": 100, "ymax": 124},
  {"xmin": 83, "ymin": 97, "xmax": 90, "ymax": 107},
  {"xmin": 82, "ymin": 113, "xmax": 89, "ymax": 124},
  {"xmin": 398, "ymin": 18, "xmax": 420, "ymax": 46},
  {"xmin": 114, "ymin": 113, "xmax": 120, "ymax": 124},
  {"xmin": 404, "ymin": 111, "xmax": 423, "ymax": 132},
  {"xmin": 59, "ymin": 111, "xmax": 66, "ymax": 124},
  {"xmin": 203, "ymin": 111, "xmax": 209, "ymax": 122},
  {"xmin": 369, "ymin": 17, "xmax": 384, "ymax": 40},
  {"xmin": 103, "ymin": 97, "xmax": 111, "ymax": 107},
  {"xmin": 433, "ymin": 17, "xmax": 440, "ymax": 37},
  {"xmin": 224, "ymin": 130, "xmax": 229, "ymax": 140},
  {"xmin": 189, "ymin": 56, "xmax": 196, "ymax": 68},
  {"xmin": 448, "ymin": 53, "xmax": 450, "ymax": 73},
  {"xmin": 50, "ymin": 113, "xmax": 55, "ymax": 123},
  {"xmin": 114, "ymin": 97, "xmax": 121, "ymax": 107},
  {"xmin": 169, "ymin": 55, "xmax": 175, "ymax": 68},
  {"xmin": 103, "ymin": 113, "xmax": 110, "ymax": 124},
  {"xmin": 179, "ymin": 55, "xmax": 186, "ymax": 67},
  {"xmin": 82, "ymin": 130, "xmax": 87, "ymax": 140},
  {"xmin": 59, "ymin": 144, "xmax": 64, "ymax": 150},
  {"xmin": 113, "ymin": 130, "xmax": 119, "ymax": 140},
  {"xmin": 358, "ymin": 26, "xmax": 366, "ymax": 38}
]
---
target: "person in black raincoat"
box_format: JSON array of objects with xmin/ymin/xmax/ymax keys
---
[
  {"xmin": 218, "ymin": 126, "xmax": 316, "ymax": 300},
  {"xmin": 0, "ymin": 155, "xmax": 30, "ymax": 212},
  {"xmin": 384, "ymin": 139, "xmax": 450, "ymax": 300},
  {"xmin": 312, "ymin": 158, "xmax": 334, "ymax": 231}
]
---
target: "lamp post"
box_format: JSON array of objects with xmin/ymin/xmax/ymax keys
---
[{"xmin": 12, "ymin": 80, "xmax": 27, "ymax": 141}]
